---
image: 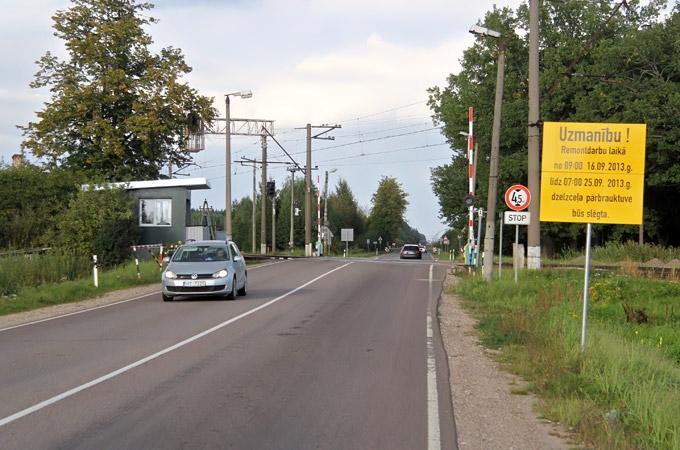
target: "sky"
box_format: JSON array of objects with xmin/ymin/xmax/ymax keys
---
[{"xmin": 0, "ymin": 0, "xmax": 524, "ymax": 241}]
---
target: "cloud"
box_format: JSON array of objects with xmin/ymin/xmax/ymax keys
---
[{"xmin": 0, "ymin": 0, "xmax": 524, "ymax": 237}]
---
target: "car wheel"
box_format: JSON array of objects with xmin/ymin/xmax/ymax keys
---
[
  {"xmin": 162, "ymin": 293, "xmax": 173, "ymax": 302},
  {"xmin": 225, "ymin": 276, "xmax": 236, "ymax": 300},
  {"xmin": 237, "ymin": 274, "xmax": 247, "ymax": 296}
]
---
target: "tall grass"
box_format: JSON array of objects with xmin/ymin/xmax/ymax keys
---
[
  {"xmin": 455, "ymin": 270, "xmax": 680, "ymax": 449},
  {"xmin": 0, "ymin": 251, "xmax": 91, "ymax": 296},
  {"xmin": 0, "ymin": 259, "xmax": 160, "ymax": 316},
  {"xmin": 558, "ymin": 241, "xmax": 680, "ymax": 263},
  {"xmin": 592, "ymin": 241, "xmax": 680, "ymax": 262}
]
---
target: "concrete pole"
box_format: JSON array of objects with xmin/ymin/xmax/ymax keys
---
[
  {"xmin": 251, "ymin": 163, "xmax": 256, "ymax": 253},
  {"xmin": 225, "ymin": 95, "xmax": 232, "ymax": 241},
  {"xmin": 527, "ymin": 0, "xmax": 541, "ymax": 269},
  {"xmin": 305, "ymin": 124, "xmax": 312, "ymax": 256},
  {"xmin": 289, "ymin": 169, "xmax": 295, "ymax": 250},
  {"xmin": 483, "ymin": 40, "xmax": 506, "ymax": 281},
  {"xmin": 260, "ymin": 136, "xmax": 267, "ymax": 255},
  {"xmin": 639, "ymin": 222, "xmax": 644, "ymax": 245}
]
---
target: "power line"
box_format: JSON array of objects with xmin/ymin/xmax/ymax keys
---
[{"xmin": 315, "ymin": 142, "xmax": 449, "ymax": 164}]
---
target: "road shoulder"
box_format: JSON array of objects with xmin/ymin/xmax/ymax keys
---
[
  {"xmin": 0, "ymin": 283, "xmax": 159, "ymax": 330},
  {"xmin": 438, "ymin": 272, "xmax": 574, "ymax": 450}
]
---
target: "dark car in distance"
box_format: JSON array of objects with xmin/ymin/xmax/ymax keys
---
[{"xmin": 400, "ymin": 244, "xmax": 422, "ymax": 260}]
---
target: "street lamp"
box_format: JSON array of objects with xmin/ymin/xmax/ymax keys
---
[
  {"xmin": 469, "ymin": 24, "xmax": 505, "ymax": 281},
  {"xmin": 224, "ymin": 90, "xmax": 252, "ymax": 241}
]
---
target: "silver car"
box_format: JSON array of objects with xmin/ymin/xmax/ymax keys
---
[{"xmin": 161, "ymin": 240, "xmax": 247, "ymax": 302}]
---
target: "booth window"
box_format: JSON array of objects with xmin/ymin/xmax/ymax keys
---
[{"xmin": 140, "ymin": 199, "xmax": 172, "ymax": 227}]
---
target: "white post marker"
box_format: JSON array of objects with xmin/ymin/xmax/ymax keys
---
[{"xmin": 92, "ymin": 255, "xmax": 98, "ymax": 288}]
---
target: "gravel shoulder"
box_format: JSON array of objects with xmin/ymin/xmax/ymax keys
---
[
  {"xmin": 0, "ymin": 283, "xmax": 159, "ymax": 330},
  {"xmin": 439, "ymin": 272, "xmax": 575, "ymax": 450}
]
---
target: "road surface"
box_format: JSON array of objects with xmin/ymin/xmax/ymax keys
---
[{"xmin": 0, "ymin": 253, "xmax": 456, "ymax": 449}]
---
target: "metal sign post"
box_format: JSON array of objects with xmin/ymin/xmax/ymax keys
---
[
  {"xmin": 581, "ymin": 223, "xmax": 593, "ymax": 350},
  {"xmin": 514, "ymin": 225, "xmax": 519, "ymax": 283},
  {"xmin": 504, "ymin": 185, "xmax": 531, "ymax": 284},
  {"xmin": 504, "ymin": 211, "xmax": 530, "ymax": 283},
  {"xmin": 341, "ymin": 228, "xmax": 354, "ymax": 258},
  {"xmin": 498, "ymin": 212, "xmax": 503, "ymax": 278}
]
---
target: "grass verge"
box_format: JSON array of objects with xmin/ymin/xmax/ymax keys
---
[
  {"xmin": 454, "ymin": 269, "xmax": 680, "ymax": 449},
  {"xmin": 0, "ymin": 260, "xmax": 160, "ymax": 317}
]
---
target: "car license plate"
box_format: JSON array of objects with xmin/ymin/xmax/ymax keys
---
[{"xmin": 183, "ymin": 281, "xmax": 206, "ymax": 287}]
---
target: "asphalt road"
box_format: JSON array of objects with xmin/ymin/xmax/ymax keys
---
[{"xmin": 0, "ymin": 253, "xmax": 456, "ymax": 450}]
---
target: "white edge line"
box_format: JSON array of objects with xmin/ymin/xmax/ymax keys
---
[
  {"xmin": 0, "ymin": 261, "xmax": 352, "ymax": 428},
  {"xmin": 427, "ymin": 263, "xmax": 441, "ymax": 450},
  {"xmin": 0, "ymin": 259, "xmax": 288, "ymax": 333}
]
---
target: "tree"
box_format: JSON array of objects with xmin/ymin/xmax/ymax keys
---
[
  {"xmin": 400, "ymin": 222, "xmax": 426, "ymax": 246},
  {"xmin": 0, "ymin": 165, "xmax": 83, "ymax": 249},
  {"xmin": 56, "ymin": 187, "xmax": 139, "ymax": 266},
  {"xmin": 231, "ymin": 197, "xmax": 256, "ymax": 251},
  {"xmin": 368, "ymin": 176, "xmax": 408, "ymax": 245},
  {"xmin": 327, "ymin": 179, "xmax": 365, "ymax": 248},
  {"xmin": 276, "ymin": 177, "xmax": 307, "ymax": 250},
  {"xmin": 429, "ymin": 1, "xmax": 679, "ymax": 251},
  {"xmin": 20, "ymin": 0, "xmax": 216, "ymax": 180}
]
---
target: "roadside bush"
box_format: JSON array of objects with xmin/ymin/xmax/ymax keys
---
[
  {"xmin": 0, "ymin": 165, "xmax": 82, "ymax": 248},
  {"xmin": 55, "ymin": 188, "xmax": 140, "ymax": 267}
]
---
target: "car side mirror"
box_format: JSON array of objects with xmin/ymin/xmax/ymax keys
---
[{"xmin": 233, "ymin": 256, "xmax": 243, "ymax": 262}]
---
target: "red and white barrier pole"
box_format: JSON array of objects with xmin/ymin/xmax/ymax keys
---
[
  {"xmin": 468, "ymin": 106, "xmax": 475, "ymax": 265},
  {"xmin": 317, "ymin": 175, "xmax": 321, "ymax": 256}
]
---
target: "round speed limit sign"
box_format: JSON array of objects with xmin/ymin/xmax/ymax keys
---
[{"xmin": 504, "ymin": 184, "xmax": 531, "ymax": 211}]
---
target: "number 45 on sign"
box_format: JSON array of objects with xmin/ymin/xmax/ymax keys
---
[{"xmin": 504, "ymin": 184, "xmax": 531, "ymax": 211}]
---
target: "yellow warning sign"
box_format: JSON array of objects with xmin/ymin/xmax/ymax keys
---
[{"xmin": 540, "ymin": 122, "xmax": 646, "ymax": 225}]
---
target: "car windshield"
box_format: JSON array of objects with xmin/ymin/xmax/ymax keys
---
[
  {"xmin": 172, "ymin": 245, "xmax": 230, "ymax": 262},
  {"xmin": 404, "ymin": 245, "xmax": 420, "ymax": 251}
]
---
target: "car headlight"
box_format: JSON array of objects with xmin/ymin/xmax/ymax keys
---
[
  {"xmin": 164, "ymin": 270, "xmax": 177, "ymax": 279},
  {"xmin": 212, "ymin": 269, "xmax": 228, "ymax": 278}
]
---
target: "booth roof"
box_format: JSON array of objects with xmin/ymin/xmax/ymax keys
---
[{"xmin": 82, "ymin": 177, "xmax": 211, "ymax": 191}]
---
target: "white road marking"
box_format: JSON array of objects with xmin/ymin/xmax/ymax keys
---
[
  {"xmin": 0, "ymin": 259, "xmax": 288, "ymax": 333},
  {"xmin": 0, "ymin": 262, "xmax": 352, "ymax": 428},
  {"xmin": 427, "ymin": 263, "xmax": 441, "ymax": 450}
]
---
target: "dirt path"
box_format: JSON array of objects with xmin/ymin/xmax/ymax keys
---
[{"xmin": 439, "ymin": 273, "xmax": 575, "ymax": 450}]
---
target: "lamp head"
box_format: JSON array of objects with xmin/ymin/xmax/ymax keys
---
[
  {"xmin": 226, "ymin": 90, "xmax": 253, "ymax": 99},
  {"xmin": 469, "ymin": 25, "xmax": 501, "ymax": 39}
]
